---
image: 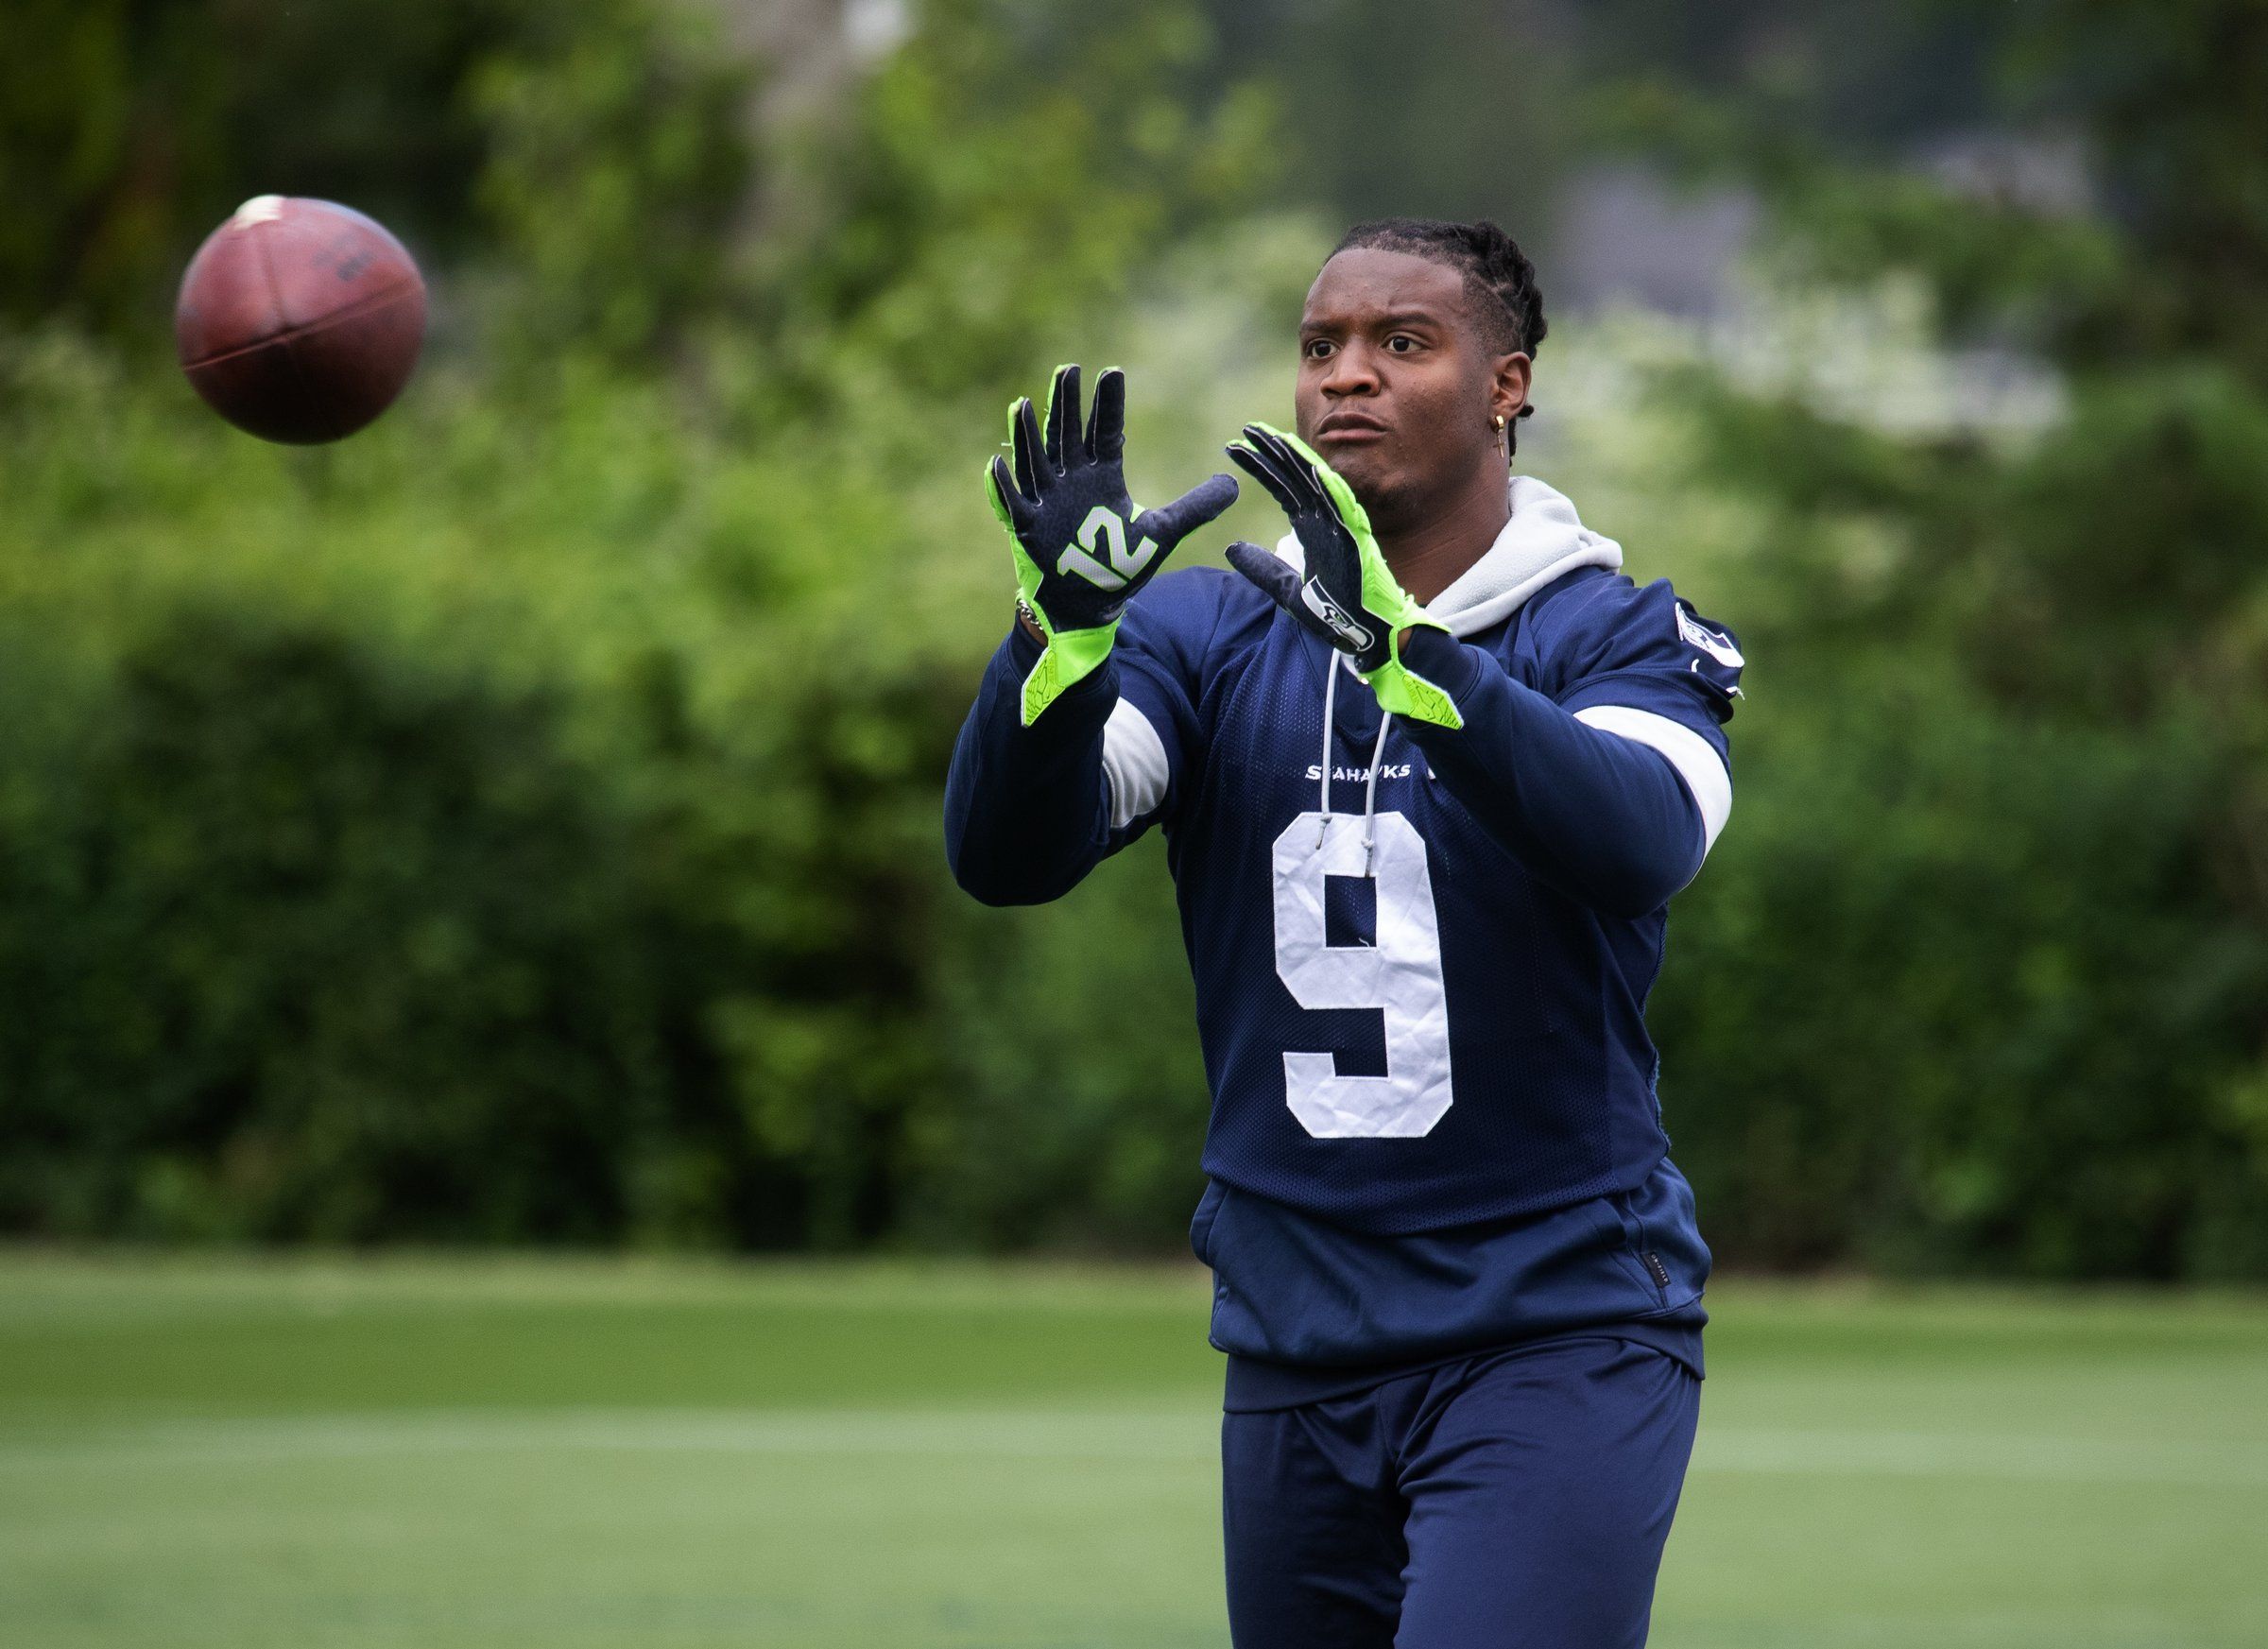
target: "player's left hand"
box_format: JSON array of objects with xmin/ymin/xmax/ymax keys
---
[
  {"xmin": 1223, "ymin": 422, "xmax": 1465, "ymax": 729},
  {"xmin": 986, "ymin": 364, "xmax": 1238, "ymax": 725}
]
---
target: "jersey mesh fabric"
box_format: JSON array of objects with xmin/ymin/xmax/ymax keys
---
[{"xmin": 1095, "ymin": 564, "xmax": 1738, "ymax": 1237}]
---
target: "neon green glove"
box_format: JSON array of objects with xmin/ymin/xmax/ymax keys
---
[{"xmin": 1223, "ymin": 422, "xmax": 1463, "ymax": 729}]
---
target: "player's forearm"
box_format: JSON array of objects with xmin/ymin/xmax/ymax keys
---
[
  {"xmin": 943, "ymin": 622, "xmax": 1120, "ymax": 905},
  {"xmin": 1396, "ymin": 629, "xmax": 1704, "ymax": 919}
]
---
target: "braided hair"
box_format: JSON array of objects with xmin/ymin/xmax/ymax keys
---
[{"xmin": 1332, "ymin": 216, "xmax": 1545, "ymax": 453}]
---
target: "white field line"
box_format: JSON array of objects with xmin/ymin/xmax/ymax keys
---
[
  {"xmin": 0, "ymin": 1411, "xmax": 2264, "ymax": 1488},
  {"xmin": 1698, "ymin": 1428, "xmax": 2268, "ymax": 1488},
  {"xmin": 0, "ymin": 1411, "xmax": 1211, "ymax": 1470}
]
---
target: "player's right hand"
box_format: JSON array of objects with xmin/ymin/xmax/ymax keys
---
[{"xmin": 986, "ymin": 364, "xmax": 1237, "ymax": 725}]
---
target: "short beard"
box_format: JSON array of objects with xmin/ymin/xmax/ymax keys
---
[{"xmin": 1337, "ymin": 459, "xmax": 1426, "ymax": 536}]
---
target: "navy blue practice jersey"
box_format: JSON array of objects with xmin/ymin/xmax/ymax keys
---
[{"xmin": 947, "ymin": 529, "xmax": 1740, "ymax": 1377}]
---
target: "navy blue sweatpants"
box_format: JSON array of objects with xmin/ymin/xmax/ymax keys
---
[{"xmin": 1221, "ymin": 1336, "xmax": 1699, "ymax": 1649}]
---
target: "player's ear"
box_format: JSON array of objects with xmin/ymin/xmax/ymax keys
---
[{"xmin": 1488, "ymin": 351, "xmax": 1532, "ymax": 434}]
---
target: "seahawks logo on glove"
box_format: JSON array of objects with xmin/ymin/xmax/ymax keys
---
[
  {"xmin": 1299, "ymin": 575, "xmax": 1375, "ymax": 654},
  {"xmin": 1221, "ymin": 421, "xmax": 1466, "ymax": 730}
]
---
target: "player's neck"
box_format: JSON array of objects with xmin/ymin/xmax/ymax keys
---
[{"xmin": 1377, "ymin": 464, "xmax": 1513, "ymax": 607}]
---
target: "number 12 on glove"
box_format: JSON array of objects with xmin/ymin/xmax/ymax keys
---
[{"xmin": 985, "ymin": 365, "xmax": 1238, "ymax": 724}]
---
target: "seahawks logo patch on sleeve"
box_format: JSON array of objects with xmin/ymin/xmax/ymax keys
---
[{"xmin": 1675, "ymin": 603, "xmax": 1744, "ymax": 668}]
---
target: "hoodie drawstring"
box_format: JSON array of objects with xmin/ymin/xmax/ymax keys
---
[
  {"xmin": 1283, "ymin": 473, "xmax": 1624, "ymax": 879},
  {"xmin": 1360, "ymin": 714, "xmax": 1390, "ymax": 876},
  {"xmin": 1317, "ymin": 656, "xmax": 1394, "ymax": 876}
]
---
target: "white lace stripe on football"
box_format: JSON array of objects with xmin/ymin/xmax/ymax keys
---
[{"xmin": 1573, "ymin": 705, "xmax": 1733, "ymax": 856}]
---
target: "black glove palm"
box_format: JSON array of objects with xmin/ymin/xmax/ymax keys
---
[
  {"xmin": 1223, "ymin": 422, "xmax": 1464, "ymax": 729},
  {"xmin": 986, "ymin": 365, "xmax": 1237, "ymax": 723}
]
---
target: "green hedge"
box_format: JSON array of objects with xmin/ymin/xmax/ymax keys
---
[
  {"xmin": 0, "ymin": 318, "xmax": 1221, "ymax": 1253},
  {"xmin": 9, "ymin": 0, "xmax": 2268, "ymax": 1277},
  {"xmin": 8, "ymin": 332, "xmax": 2268, "ymax": 1276}
]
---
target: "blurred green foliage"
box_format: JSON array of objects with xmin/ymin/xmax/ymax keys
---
[
  {"xmin": 0, "ymin": 0, "xmax": 1257, "ymax": 1253},
  {"xmin": 1624, "ymin": 0, "xmax": 2268, "ymax": 1278},
  {"xmin": 3, "ymin": 0, "xmax": 619, "ymax": 331},
  {"xmin": 3, "ymin": 0, "xmax": 2267, "ymax": 1278}
]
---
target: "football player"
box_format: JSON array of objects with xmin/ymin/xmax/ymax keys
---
[{"xmin": 947, "ymin": 216, "xmax": 1742, "ymax": 1648}]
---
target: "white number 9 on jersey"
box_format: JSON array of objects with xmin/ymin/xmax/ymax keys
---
[{"xmin": 1270, "ymin": 812, "xmax": 1454, "ymax": 1138}]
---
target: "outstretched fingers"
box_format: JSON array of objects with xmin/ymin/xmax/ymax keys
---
[
  {"xmin": 986, "ymin": 455, "xmax": 1033, "ymax": 532},
  {"xmin": 1224, "ymin": 540, "xmax": 1306, "ymax": 613},
  {"xmin": 1012, "ymin": 395, "xmax": 1048, "ymax": 496},
  {"xmin": 1245, "ymin": 422, "xmax": 1369, "ymax": 536},
  {"xmin": 1253, "ymin": 424, "xmax": 1332, "ymax": 496},
  {"xmin": 1300, "ymin": 442, "xmax": 1369, "ymax": 530},
  {"xmin": 1087, "ymin": 368, "xmax": 1125, "ymax": 466},
  {"xmin": 1226, "ymin": 428, "xmax": 1311, "ymax": 518},
  {"xmin": 1043, "ymin": 364, "xmax": 1081, "ymax": 472},
  {"xmin": 1264, "ymin": 422, "xmax": 1329, "ymax": 475}
]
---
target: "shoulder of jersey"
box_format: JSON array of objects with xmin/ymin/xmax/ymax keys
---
[
  {"xmin": 1529, "ymin": 560, "xmax": 1640, "ymax": 617},
  {"xmin": 1531, "ymin": 565, "xmax": 1744, "ymax": 713},
  {"xmin": 1521, "ymin": 563, "xmax": 1647, "ymax": 651}
]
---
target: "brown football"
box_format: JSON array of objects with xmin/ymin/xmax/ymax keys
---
[{"xmin": 175, "ymin": 196, "xmax": 427, "ymax": 444}]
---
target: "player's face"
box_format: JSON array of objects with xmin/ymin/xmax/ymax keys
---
[{"xmin": 1295, "ymin": 249, "xmax": 1512, "ymax": 523}]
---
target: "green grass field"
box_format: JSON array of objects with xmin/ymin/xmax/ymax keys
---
[{"xmin": 2, "ymin": 1253, "xmax": 2264, "ymax": 1648}]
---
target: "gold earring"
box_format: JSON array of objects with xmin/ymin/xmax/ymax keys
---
[{"xmin": 1493, "ymin": 414, "xmax": 1506, "ymax": 430}]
